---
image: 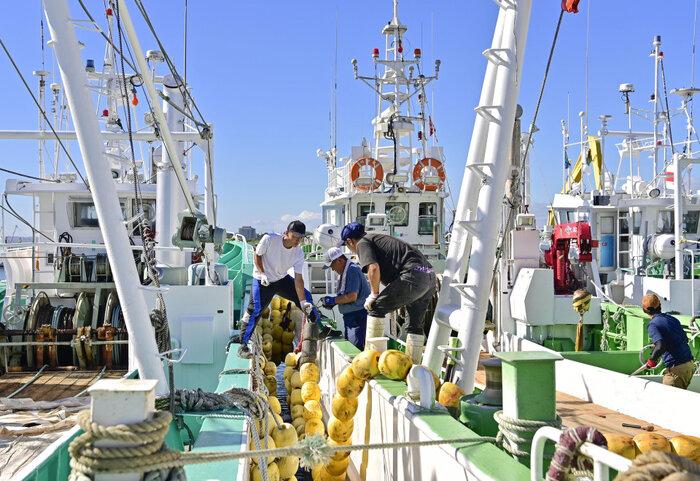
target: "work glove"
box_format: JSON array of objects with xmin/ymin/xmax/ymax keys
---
[
  {"xmin": 364, "ymin": 292, "xmax": 378, "ymax": 311},
  {"xmin": 300, "ymin": 301, "xmax": 314, "ymax": 316},
  {"xmin": 645, "ymin": 359, "xmax": 657, "ymax": 369},
  {"xmin": 259, "ymin": 274, "xmax": 270, "ymax": 287},
  {"xmin": 322, "ymin": 296, "xmax": 336, "ymax": 308}
]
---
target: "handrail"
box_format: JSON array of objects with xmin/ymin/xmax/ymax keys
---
[
  {"xmin": 0, "ymin": 242, "xmax": 194, "ymax": 252},
  {"xmin": 530, "ymin": 426, "xmax": 632, "ymax": 481}
]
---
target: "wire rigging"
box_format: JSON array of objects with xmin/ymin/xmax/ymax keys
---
[
  {"xmin": 0, "ymin": 167, "xmax": 59, "ymax": 183},
  {"xmin": 0, "ymin": 38, "xmax": 90, "ymax": 189},
  {"xmin": 133, "ymin": 0, "xmax": 208, "ymax": 132},
  {"xmin": 1, "ymin": 196, "xmax": 54, "ymax": 242}
]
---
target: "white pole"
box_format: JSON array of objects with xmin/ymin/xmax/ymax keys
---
[
  {"xmin": 674, "ymin": 153, "xmax": 683, "ymax": 280},
  {"xmin": 155, "ymin": 76, "xmax": 186, "ymax": 266},
  {"xmin": 653, "ymin": 36, "xmax": 661, "ymax": 178},
  {"xmin": 44, "ymin": 0, "xmax": 168, "ymax": 394},
  {"xmin": 115, "ymin": 0, "xmax": 198, "ymax": 215},
  {"xmin": 203, "ymin": 134, "xmax": 216, "ymax": 226},
  {"xmin": 428, "ymin": 0, "xmax": 533, "ymax": 392},
  {"xmin": 424, "ymin": 4, "xmax": 508, "ymax": 372}
]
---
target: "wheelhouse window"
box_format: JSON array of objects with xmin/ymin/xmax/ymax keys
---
[
  {"xmin": 385, "ymin": 202, "xmax": 409, "ymax": 227},
  {"xmin": 71, "ymin": 201, "xmax": 126, "ymax": 228},
  {"xmin": 683, "ymin": 211, "xmax": 700, "ymax": 234},
  {"xmin": 657, "ymin": 211, "xmax": 674, "ymax": 234},
  {"xmin": 357, "ymin": 203, "xmax": 375, "ymax": 226},
  {"xmin": 418, "ymin": 202, "xmax": 437, "ymax": 235}
]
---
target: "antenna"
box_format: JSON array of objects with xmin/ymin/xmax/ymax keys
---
[{"xmin": 334, "ymin": 7, "xmax": 338, "ymax": 152}]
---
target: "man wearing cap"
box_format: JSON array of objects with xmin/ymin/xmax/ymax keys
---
[
  {"xmin": 321, "ymin": 247, "xmax": 370, "ymax": 350},
  {"xmin": 641, "ymin": 293, "xmax": 695, "ymax": 389},
  {"xmin": 237, "ymin": 220, "xmax": 318, "ymax": 358},
  {"xmin": 338, "ymin": 222, "xmax": 436, "ymax": 363}
]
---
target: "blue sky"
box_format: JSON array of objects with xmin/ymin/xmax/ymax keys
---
[{"xmin": 1, "ymin": 1, "xmax": 700, "ymax": 236}]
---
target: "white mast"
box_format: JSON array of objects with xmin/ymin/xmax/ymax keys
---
[
  {"xmin": 424, "ymin": 0, "xmax": 532, "ymax": 393},
  {"xmin": 43, "ymin": 0, "xmax": 167, "ymax": 394}
]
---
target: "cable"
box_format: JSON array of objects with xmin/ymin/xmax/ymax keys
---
[
  {"xmin": 133, "ymin": 0, "xmax": 208, "ymax": 130},
  {"xmin": 1, "ymin": 195, "xmax": 54, "ymax": 242},
  {"xmin": 660, "ymin": 59, "xmax": 676, "ymax": 154},
  {"xmin": 0, "ymin": 167, "xmax": 59, "ymax": 183},
  {"xmin": 76, "ymin": 0, "xmax": 137, "ymax": 73},
  {"xmin": 0, "ymin": 38, "xmax": 90, "ymax": 189}
]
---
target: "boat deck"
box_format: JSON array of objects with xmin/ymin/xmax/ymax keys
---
[
  {"xmin": 474, "ymin": 354, "xmax": 679, "ymax": 438},
  {"xmin": 0, "ymin": 369, "xmax": 127, "ymax": 400}
]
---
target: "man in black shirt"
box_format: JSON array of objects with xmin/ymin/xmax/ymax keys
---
[{"xmin": 338, "ymin": 222, "xmax": 436, "ymax": 363}]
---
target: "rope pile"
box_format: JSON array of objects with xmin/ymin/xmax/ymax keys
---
[
  {"xmin": 494, "ymin": 410, "xmax": 562, "ymax": 458},
  {"xmin": 615, "ymin": 451, "xmax": 700, "ymax": 481}
]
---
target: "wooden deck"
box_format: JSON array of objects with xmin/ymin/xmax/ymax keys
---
[
  {"xmin": 0, "ymin": 369, "xmax": 127, "ymax": 401},
  {"xmin": 474, "ymin": 353, "xmax": 680, "ymax": 438}
]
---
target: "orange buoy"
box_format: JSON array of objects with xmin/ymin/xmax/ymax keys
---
[
  {"xmin": 412, "ymin": 157, "xmax": 445, "ymax": 191},
  {"xmin": 349, "ymin": 157, "xmax": 383, "ymax": 191}
]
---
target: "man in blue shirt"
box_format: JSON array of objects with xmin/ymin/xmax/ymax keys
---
[
  {"xmin": 320, "ymin": 247, "xmax": 370, "ymax": 350},
  {"xmin": 642, "ymin": 293, "xmax": 695, "ymax": 389}
]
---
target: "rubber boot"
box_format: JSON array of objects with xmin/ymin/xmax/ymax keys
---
[
  {"xmin": 297, "ymin": 319, "xmax": 320, "ymax": 366},
  {"xmin": 405, "ymin": 333, "xmax": 424, "ymax": 365},
  {"xmin": 364, "ymin": 315, "xmax": 386, "ymax": 349}
]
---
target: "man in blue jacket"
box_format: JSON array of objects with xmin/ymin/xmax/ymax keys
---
[
  {"xmin": 320, "ymin": 247, "xmax": 370, "ymax": 350},
  {"xmin": 642, "ymin": 293, "xmax": 695, "ymax": 389}
]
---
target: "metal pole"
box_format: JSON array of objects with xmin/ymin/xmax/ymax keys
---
[
  {"xmin": 674, "ymin": 153, "xmax": 683, "ymax": 280},
  {"xmin": 653, "ymin": 36, "xmax": 661, "ymax": 178},
  {"xmin": 115, "ymin": 0, "xmax": 197, "ymax": 215},
  {"xmin": 424, "ymin": 3, "xmax": 508, "ymax": 374},
  {"xmin": 44, "ymin": 0, "xmax": 167, "ymax": 394}
]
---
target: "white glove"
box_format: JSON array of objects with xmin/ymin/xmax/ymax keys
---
[
  {"xmin": 300, "ymin": 301, "xmax": 314, "ymax": 315},
  {"xmin": 364, "ymin": 293, "xmax": 378, "ymax": 311},
  {"xmin": 259, "ymin": 274, "xmax": 270, "ymax": 287}
]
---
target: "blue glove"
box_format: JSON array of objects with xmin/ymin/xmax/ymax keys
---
[{"xmin": 322, "ymin": 296, "xmax": 336, "ymax": 308}]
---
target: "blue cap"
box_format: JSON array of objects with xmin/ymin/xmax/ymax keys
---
[{"xmin": 338, "ymin": 222, "xmax": 365, "ymax": 247}]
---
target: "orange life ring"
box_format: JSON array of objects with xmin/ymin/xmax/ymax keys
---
[
  {"xmin": 350, "ymin": 157, "xmax": 384, "ymax": 191},
  {"xmin": 412, "ymin": 157, "xmax": 445, "ymax": 191}
]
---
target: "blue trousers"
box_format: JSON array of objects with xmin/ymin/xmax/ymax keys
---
[
  {"xmin": 343, "ymin": 309, "xmax": 367, "ymax": 350},
  {"xmin": 243, "ymin": 275, "xmax": 318, "ymax": 344}
]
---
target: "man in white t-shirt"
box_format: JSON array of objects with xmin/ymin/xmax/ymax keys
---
[{"xmin": 237, "ymin": 220, "xmax": 319, "ymax": 358}]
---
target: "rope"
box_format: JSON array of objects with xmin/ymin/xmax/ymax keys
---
[
  {"xmin": 494, "ymin": 410, "xmax": 562, "ymax": 458},
  {"xmin": 68, "ymin": 410, "xmax": 185, "ymax": 481},
  {"xmin": 155, "ymin": 387, "xmax": 267, "ymax": 419},
  {"xmin": 546, "ymin": 426, "xmax": 607, "ymax": 481},
  {"xmin": 615, "ymin": 451, "xmax": 700, "ymax": 481},
  {"xmin": 68, "ymin": 411, "xmax": 498, "ymax": 477}
]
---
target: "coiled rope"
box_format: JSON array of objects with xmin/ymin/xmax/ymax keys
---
[
  {"xmin": 615, "ymin": 451, "xmax": 700, "ymax": 481},
  {"xmin": 494, "ymin": 410, "xmax": 563, "ymax": 458}
]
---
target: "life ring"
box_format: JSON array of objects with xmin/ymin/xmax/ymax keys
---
[
  {"xmin": 412, "ymin": 157, "xmax": 445, "ymax": 191},
  {"xmin": 350, "ymin": 157, "xmax": 383, "ymax": 191}
]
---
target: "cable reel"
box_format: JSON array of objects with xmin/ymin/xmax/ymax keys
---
[{"xmin": 172, "ymin": 210, "xmax": 226, "ymax": 254}]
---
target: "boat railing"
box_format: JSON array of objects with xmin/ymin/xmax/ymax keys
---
[
  {"xmin": 0, "ymin": 242, "xmax": 194, "ymax": 252},
  {"xmin": 530, "ymin": 426, "xmax": 632, "ymax": 481}
]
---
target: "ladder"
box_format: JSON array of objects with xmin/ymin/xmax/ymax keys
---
[{"xmin": 423, "ymin": 0, "xmax": 533, "ymax": 394}]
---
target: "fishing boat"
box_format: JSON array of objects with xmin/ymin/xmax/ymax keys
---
[{"xmin": 1, "ymin": 1, "xmax": 699, "ymax": 481}]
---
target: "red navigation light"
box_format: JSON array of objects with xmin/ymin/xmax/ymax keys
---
[
  {"xmin": 106, "ymin": 8, "xmax": 112, "ymax": 15},
  {"xmin": 659, "ymin": 51, "xmax": 664, "ymax": 57},
  {"xmin": 398, "ymin": 44, "xmax": 403, "ymax": 53},
  {"xmin": 414, "ymin": 48, "xmax": 421, "ymax": 58},
  {"xmin": 102, "ymin": 109, "xmax": 109, "ymax": 117},
  {"xmin": 372, "ymin": 48, "xmax": 380, "ymax": 58},
  {"xmin": 132, "ymin": 94, "xmax": 139, "ymax": 106},
  {"xmin": 418, "ymin": 131, "xmax": 423, "ymax": 140}
]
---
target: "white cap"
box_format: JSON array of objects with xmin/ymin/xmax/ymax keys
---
[{"xmin": 323, "ymin": 247, "xmax": 344, "ymax": 268}]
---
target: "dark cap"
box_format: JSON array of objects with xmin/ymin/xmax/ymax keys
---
[
  {"xmin": 287, "ymin": 220, "xmax": 306, "ymax": 238},
  {"xmin": 642, "ymin": 293, "xmax": 661, "ymax": 312},
  {"xmin": 338, "ymin": 222, "xmax": 365, "ymax": 246}
]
